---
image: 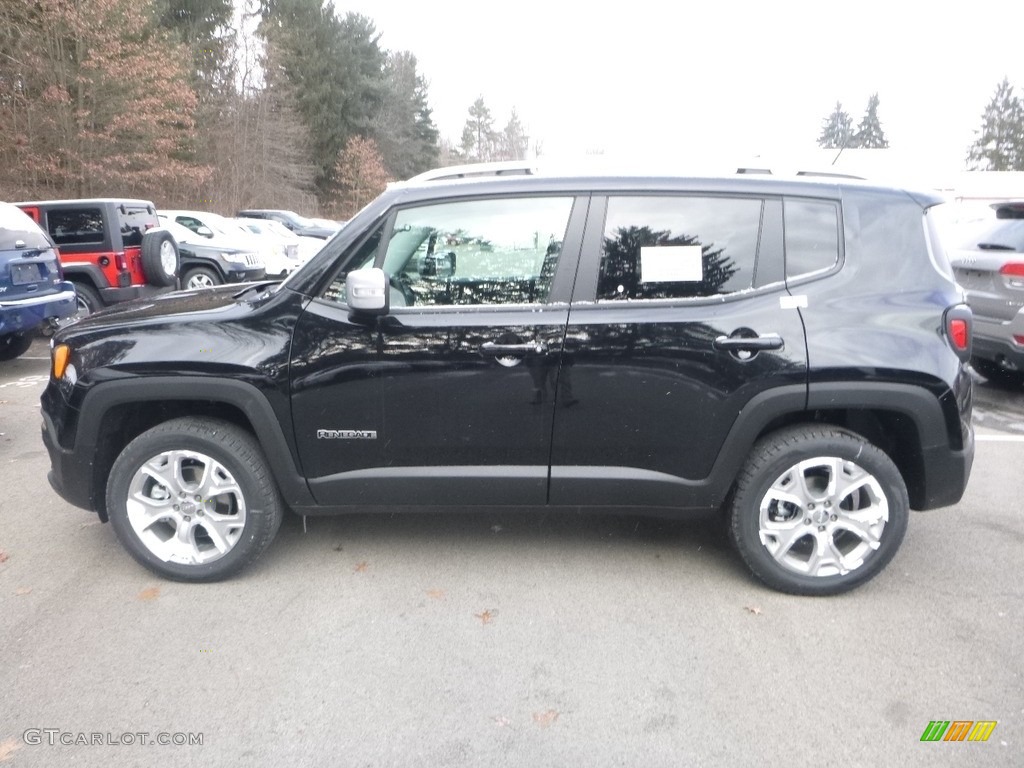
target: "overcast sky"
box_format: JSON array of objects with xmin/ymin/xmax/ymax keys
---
[{"xmin": 345, "ymin": 0, "xmax": 1024, "ymax": 175}]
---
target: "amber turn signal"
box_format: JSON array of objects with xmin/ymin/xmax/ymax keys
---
[{"xmin": 52, "ymin": 344, "xmax": 71, "ymax": 379}]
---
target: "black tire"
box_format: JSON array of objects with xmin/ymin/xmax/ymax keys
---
[
  {"xmin": 0, "ymin": 332, "xmax": 33, "ymax": 361},
  {"xmin": 70, "ymin": 282, "xmax": 103, "ymax": 321},
  {"xmin": 106, "ymin": 417, "xmax": 284, "ymax": 581},
  {"xmin": 182, "ymin": 266, "xmax": 222, "ymax": 290},
  {"xmin": 729, "ymin": 424, "xmax": 909, "ymax": 596},
  {"xmin": 141, "ymin": 229, "xmax": 180, "ymax": 287}
]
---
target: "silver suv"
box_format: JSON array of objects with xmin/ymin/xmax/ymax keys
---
[{"xmin": 950, "ymin": 201, "xmax": 1024, "ymax": 382}]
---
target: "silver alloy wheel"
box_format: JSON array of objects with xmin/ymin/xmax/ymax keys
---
[
  {"xmin": 757, "ymin": 456, "xmax": 888, "ymax": 578},
  {"xmin": 187, "ymin": 272, "xmax": 215, "ymax": 289},
  {"xmin": 125, "ymin": 449, "xmax": 247, "ymax": 565},
  {"xmin": 159, "ymin": 240, "xmax": 177, "ymax": 276}
]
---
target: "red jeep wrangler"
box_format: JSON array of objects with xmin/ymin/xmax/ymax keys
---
[{"xmin": 16, "ymin": 199, "xmax": 180, "ymax": 317}]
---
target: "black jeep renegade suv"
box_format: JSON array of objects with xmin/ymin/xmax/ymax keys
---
[{"xmin": 40, "ymin": 173, "xmax": 975, "ymax": 594}]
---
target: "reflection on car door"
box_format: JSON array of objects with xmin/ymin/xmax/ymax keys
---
[
  {"xmin": 291, "ymin": 195, "xmax": 588, "ymax": 507},
  {"xmin": 549, "ymin": 195, "xmax": 810, "ymax": 508}
]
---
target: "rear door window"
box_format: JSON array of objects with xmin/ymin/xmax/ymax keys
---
[{"xmin": 597, "ymin": 196, "xmax": 763, "ymax": 301}]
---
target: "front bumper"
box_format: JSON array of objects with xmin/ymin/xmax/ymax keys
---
[
  {"xmin": 0, "ymin": 282, "xmax": 77, "ymax": 334},
  {"xmin": 41, "ymin": 391, "xmax": 101, "ymax": 516},
  {"xmin": 225, "ymin": 267, "xmax": 267, "ymax": 283}
]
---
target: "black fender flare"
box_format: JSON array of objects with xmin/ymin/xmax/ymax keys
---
[
  {"xmin": 77, "ymin": 376, "xmax": 314, "ymax": 508},
  {"xmin": 62, "ymin": 264, "xmax": 109, "ymax": 290}
]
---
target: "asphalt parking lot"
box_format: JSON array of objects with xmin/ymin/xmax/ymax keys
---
[{"xmin": 1, "ymin": 336, "xmax": 1021, "ymax": 767}]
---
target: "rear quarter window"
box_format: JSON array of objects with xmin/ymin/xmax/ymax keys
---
[
  {"xmin": 784, "ymin": 199, "xmax": 841, "ymax": 278},
  {"xmin": 118, "ymin": 205, "xmax": 157, "ymax": 247}
]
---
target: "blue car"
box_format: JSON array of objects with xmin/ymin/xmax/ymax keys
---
[{"xmin": 0, "ymin": 202, "xmax": 77, "ymax": 360}]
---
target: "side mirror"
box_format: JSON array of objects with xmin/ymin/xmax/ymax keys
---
[
  {"xmin": 197, "ymin": 226, "xmax": 214, "ymax": 238},
  {"xmin": 345, "ymin": 267, "xmax": 389, "ymax": 315},
  {"xmin": 418, "ymin": 251, "xmax": 456, "ymax": 278}
]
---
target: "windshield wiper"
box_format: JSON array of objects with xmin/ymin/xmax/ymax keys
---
[{"xmin": 976, "ymin": 243, "xmax": 1018, "ymax": 251}]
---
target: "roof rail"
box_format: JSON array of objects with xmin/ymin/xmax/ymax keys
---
[
  {"xmin": 406, "ymin": 160, "xmax": 538, "ymax": 183},
  {"xmin": 735, "ymin": 167, "xmax": 866, "ymax": 180}
]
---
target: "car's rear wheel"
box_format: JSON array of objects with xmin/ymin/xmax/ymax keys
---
[
  {"xmin": 141, "ymin": 230, "xmax": 180, "ymax": 287},
  {"xmin": 106, "ymin": 418, "xmax": 284, "ymax": 581},
  {"xmin": 0, "ymin": 332, "xmax": 33, "ymax": 361},
  {"xmin": 183, "ymin": 266, "xmax": 221, "ymax": 290},
  {"xmin": 729, "ymin": 425, "xmax": 908, "ymax": 596},
  {"xmin": 72, "ymin": 282, "xmax": 102, "ymax": 317}
]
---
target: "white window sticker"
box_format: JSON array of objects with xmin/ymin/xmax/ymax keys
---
[{"xmin": 640, "ymin": 245, "xmax": 703, "ymax": 283}]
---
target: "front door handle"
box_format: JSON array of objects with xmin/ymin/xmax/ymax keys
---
[
  {"xmin": 713, "ymin": 333, "xmax": 784, "ymax": 352},
  {"xmin": 481, "ymin": 341, "xmax": 548, "ymax": 356}
]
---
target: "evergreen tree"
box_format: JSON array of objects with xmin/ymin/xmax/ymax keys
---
[
  {"xmin": 499, "ymin": 109, "xmax": 530, "ymax": 161},
  {"xmin": 817, "ymin": 102, "xmax": 853, "ymax": 149},
  {"xmin": 852, "ymin": 93, "xmax": 888, "ymax": 148},
  {"xmin": 152, "ymin": 0, "xmax": 236, "ymax": 103},
  {"xmin": 259, "ymin": 2, "xmax": 385, "ymax": 201},
  {"xmin": 460, "ymin": 97, "xmax": 498, "ymax": 161},
  {"xmin": 371, "ymin": 51, "xmax": 439, "ymax": 179},
  {"xmin": 966, "ymin": 77, "xmax": 1024, "ymax": 171}
]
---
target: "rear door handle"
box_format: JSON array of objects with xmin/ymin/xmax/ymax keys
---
[
  {"xmin": 481, "ymin": 341, "xmax": 548, "ymax": 356},
  {"xmin": 713, "ymin": 334, "xmax": 784, "ymax": 351}
]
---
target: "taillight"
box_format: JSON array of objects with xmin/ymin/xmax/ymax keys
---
[
  {"xmin": 949, "ymin": 319, "xmax": 968, "ymax": 350},
  {"xmin": 1000, "ymin": 262, "xmax": 1024, "ymax": 289},
  {"xmin": 944, "ymin": 304, "xmax": 972, "ymax": 361},
  {"xmin": 115, "ymin": 251, "xmax": 128, "ymax": 271}
]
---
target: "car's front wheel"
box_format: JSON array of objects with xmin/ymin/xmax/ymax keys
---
[
  {"xmin": 106, "ymin": 418, "xmax": 284, "ymax": 581},
  {"xmin": 183, "ymin": 266, "xmax": 221, "ymax": 290},
  {"xmin": 729, "ymin": 425, "xmax": 908, "ymax": 596}
]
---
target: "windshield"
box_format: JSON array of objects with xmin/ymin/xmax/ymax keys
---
[
  {"xmin": 959, "ymin": 219, "xmax": 1024, "ymax": 252},
  {"xmin": 157, "ymin": 217, "xmax": 202, "ymax": 244},
  {"xmin": 282, "ymin": 211, "xmax": 315, "ymax": 228}
]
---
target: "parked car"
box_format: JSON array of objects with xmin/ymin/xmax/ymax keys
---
[
  {"xmin": 309, "ymin": 217, "xmax": 346, "ymax": 232},
  {"xmin": 235, "ymin": 208, "xmax": 337, "ymax": 239},
  {"xmin": 16, "ymin": 198, "xmax": 179, "ymax": 320},
  {"xmin": 156, "ymin": 217, "xmax": 266, "ymax": 289},
  {"xmin": 158, "ymin": 209, "xmax": 287, "ymax": 275},
  {"xmin": 949, "ymin": 200, "xmax": 1024, "ymax": 382},
  {"xmin": 42, "ymin": 171, "xmax": 974, "ymax": 595},
  {"xmin": 235, "ymin": 217, "xmax": 321, "ymax": 275},
  {"xmin": 0, "ymin": 202, "xmax": 77, "ymax": 360}
]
